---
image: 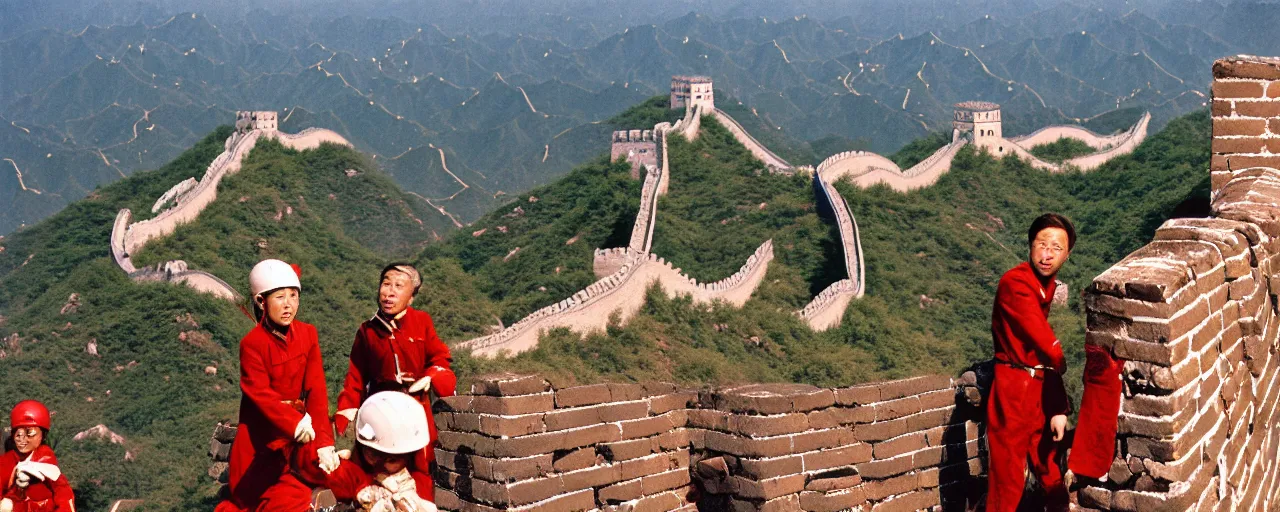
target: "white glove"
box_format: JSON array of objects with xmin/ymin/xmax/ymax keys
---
[
  {"xmin": 407, "ymin": 376, "xmax": 432, "ymax": 394},
  {"xmin": 367, "ymin": 499, "xmax": 398, "ymax": 512},
  {"xmin": 317, "ymin": 445, "xmax": 341, "ymax": 474},
  {"xmin": 294, "ymin": 413, "xmax": 315, "ymax": 444},
  {"xmin": 393, "ymin": 496, "xmax": 436, "ymax": 512},
  {"xmin": 13, "ymin": 471, "xmax": 28, "ymax": 489},
  {"xmin": 0, "ymin": 498, "xmax": 12, "ymax": 512},
  {"xmin": 377, "ymin": 469, "xmax": 417, "ymax": 495},
  {"xmin": 357, "ymin": 486, "xmax": 394, "ymax": 511},
  {"xmin": 16, "ymin": 461, "xmax": 62, "ymax": 483},
  {"xmin": 336, "ymin": 448, "xmax": 352, "ymax": 460}
]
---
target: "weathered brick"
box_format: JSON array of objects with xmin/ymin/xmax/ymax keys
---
[
  {"xmin": 872, "ymin": 432, "xmax": 927, "ymax": 460},
  {"xmin": 834, "ymin": 384, "xmax": 880, "ymax": 406},
  {"xmin": 1214, "ymin": 137, "xmax": 1270, "ymax": 154},
  {"xmin": 802, "ymin": 443, "xmax": 872, "ymax": 472},
  {"xmin": 1216, "ymin": 117, "xmax": 1269, "ymax": 137},
  {"xmin": 727, "ymin": 413, "xmax": 809, "ymax": 437},
  {"xmin": 553, "ymin": 447, "xmax": 600, "ymax": 473},
  {"xmin": 555, "ymin": 384, "xmax": 612, "ymax": 408},
  {"xmin": 869, "ymin": 487, "xmax": 939, "ymax": 512},
  {"xmin": 559, "ymin": 463, "xmax": 623, "ymax": 493},
  {"xmin": 470, "ymin": 373, "xmax": 550, "ymax": 396},
  {"xmin": 857, "ymin": 452, "xmax": 914, "ymax": 479},
  {"xmin": 798, "ymin": 487, "xmax": 867, "ymax": 512},
  {"xmin": 738, "ymin": 455, "xmax": 803, "ymax": 479},
  {"xmin": 435, "ymin": 449, "xmax": 553, "ymax": 482},
  {"xmin": 879, "ymin": 375, "xmax": 952, "ymax": 401},
  {"xmin": 649, "ymin": 391, "xmax": 697, "ymax": 415},
  {"xmin": 470, "ymin": 393, "xmax": 556, "ymax": 415},
  {"xmin": 1213, "ymin": 80, "xmax": 1265, "ymax": 99},
  {"xmin": 598, "ymin": 478, "xmax": 643, "ymax": 503},
  {"xmin": 791, "ymin": 428, "xmax": 855, "ymax": 453},
  {"xmin": 1212, "ymin": 99, "xmax": 1235, "ymax": 117},
  {"xmin": 734, "ymin": 474, "xmax": 804, "ymax": 500},
  {"xmin": 1215, "ymin": 57, "xmax": 1280, "ymax": 80},
  {"xmin": 861, "ymin": 472, "xmax": 917, "ymax": 501},
  {"xmin": 805, "ymin": 471, "xmax": 861, "ymax": 492}
]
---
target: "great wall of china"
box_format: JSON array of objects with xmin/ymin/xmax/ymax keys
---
[
  {"xmin": 816, "ymin": 104, "xmax": 1151, "ymax": 193},
  {"xmin": 109, "ymin": 111, "xmax": 351, "ymax": 299},
  {"xmin": 459, "ymin": 77, "xmax": 878, "ymax": 355},
  {"xmin": 366, "ymin": 56, "xmax": 1280, "ymax": 512}
]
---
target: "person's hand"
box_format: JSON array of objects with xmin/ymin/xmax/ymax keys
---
[
  {"xmin": 317, "ymin": 445, "xmax": 341, "ymax": 474},
  {"xmin": 408, "ymin": 376, "xmax": 432, "ymax": 394},
  {"xmin": 1, "ymin": 497, "xmax": 13, "ymax": 512},
  {"xmin": 1050, "ymin": 414, "xmax": 1068, "ymax": 442},
  {"xmin": 294, "ymin": 413, "xmax": 315, "ymax": 444},
  {"xmin": 356, "ymin": 485, "xmax": 394, "ymax": 507},
  {"xmin": 335, "ymin": 409, "xmax": 356, "ymax": 436}
]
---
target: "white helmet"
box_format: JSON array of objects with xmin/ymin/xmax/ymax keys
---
[
  {"xmin": 355, "ymin": 392, "xmax": 430, "ymax": 454},
  {"xmin": 249, "ymin": 259, "xmax": 301, "ymax": 298}
]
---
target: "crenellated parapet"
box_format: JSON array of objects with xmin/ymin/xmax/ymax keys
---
[
  {"xmin": 107, "ymin": 115, "xmax": 351, "ymax": 300},
  {"xmin": 710, "ymin": 108, "xmax": 792, "ymax": 173},
  {"xmin": 1074, "ymin": 55, "xmax": 1280, "ymax": 511},
  {"xmin": 461, "ymin": 240, "xmax": 773, "ymax": 357}
]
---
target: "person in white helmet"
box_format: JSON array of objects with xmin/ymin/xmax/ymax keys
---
[
  {"xmin": 325, "ymin": 392, "xmax": 437, "ymax": 512},
  {"xmin": 216, "ymin": 259, "xmax": 342, "ymax": 512}
]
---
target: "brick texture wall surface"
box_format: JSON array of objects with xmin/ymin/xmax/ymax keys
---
[
  {"xmin": 431, "ymin": 374, "xmax": 982, "ymax": 512},
  {"xmin": 1074, "ymin": 54, "xmax": 1280, "ymax": 511}
]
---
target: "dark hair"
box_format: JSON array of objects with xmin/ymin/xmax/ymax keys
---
[
  {"xmin": 380, "ymin": 262, "xmax": 421, "ymax": 295},
  {"xmin": 1028, "ymin": 213, "xmax": 1076, "ymax": 250}
]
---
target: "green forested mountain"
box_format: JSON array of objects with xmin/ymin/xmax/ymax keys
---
[
  {"xmin": 0, "ymin": 102, "xmax": 1208, "ymax": 508},
  {"xmin": 1, "ymin": 0, "xmax": 1241, "ymax": 234}
]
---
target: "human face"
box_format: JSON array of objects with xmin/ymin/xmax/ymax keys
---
[
  {"xmin": 378, "ymin": 271, "xmax": 415, "ymax": 316},
  {"xmin": 262, "ymin": 287, "xmax": 300, "ymax": 326},
  {"xmin": 360, "ymin": 446, "xmax": 409, "ymax": 475},
  {"xmin": 1030, "ymin": 227, "xmax": 1070, "ymax": 279},
  {"xmin": 12, "ymin": 427, "xmax": 42, "ymax": 455}
]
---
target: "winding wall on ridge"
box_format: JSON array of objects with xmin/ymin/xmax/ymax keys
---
[
  {"xmin": 816, "ymin": 112, "xmax": 1150, "ymax": 193},
  {"xmin": 712, "ymin": 107, "xmax": 792, "ymax": 172},
  {"xmin": 108, "ymin": 122, "xmax": 351, "ymax": 300},
  {"xmin": 466, "ymin": 105, "xmax": 774, "ymax": 357}
]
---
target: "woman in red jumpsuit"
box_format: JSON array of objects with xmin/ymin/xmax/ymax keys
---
[
  {"xmin": 334, "ymin": 263, "xmax": 455, "ymax": 501},
  {"xmin": 986, "ymin": 214, "xmax": 1075, "ymax": 512},
  {"xmin": 217, "ymin": 260, "xmax": 342, "ymax": 512},
  {"xmin": 0, "ymin": 401, "xmax": 75, "ymax": 512}
]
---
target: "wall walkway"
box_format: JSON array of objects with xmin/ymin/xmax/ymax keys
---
[{"xmin": 108, "ymin": 125, "xmax": 351, "ymax": 300}]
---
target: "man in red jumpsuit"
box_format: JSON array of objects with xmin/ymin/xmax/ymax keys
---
[
  {"xmin": 334, "ymin": 263, "xmax": 456, "ymax": 501},
  {"xmin": 0, "ymin": 400, "xmax": 75, "ymax": 512},
  {"xmin": 218, "ymin": 260, "xmax": 342, "ymax": 512},
  {"xmin": 986, "ymin": 214, "xmax": 1075, "ymax": 512}
]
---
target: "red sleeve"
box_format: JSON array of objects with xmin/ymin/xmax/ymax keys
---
[
  {"xmin": 997, "ymin": 275, "xmax": 1067, "ymax": 371},
  {"xmin": 51, "ymin": 475, "xmax": 75, "ymax": 512},
  {"xmin": 240, "ymin": 335, "xmax": 305, "ymax": 435},
  {"xmin": 337, "ymin": 327, "xmax": 370, "ymax": 412},
  {"xmin": 324, "ymin": 459, "xmax": 374, "ymax": 501},
  {"xmin": 303, "ymin": 325, "xmax": 335, "ymax": 447},
  {"xmin": 420, "ymin": 312, "xmax": 456, "ymax": 398}
]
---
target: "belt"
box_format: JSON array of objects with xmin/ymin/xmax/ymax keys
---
[{"xmin": 998, "ymin": 361, "xmax": 1050, "ymax": 380}]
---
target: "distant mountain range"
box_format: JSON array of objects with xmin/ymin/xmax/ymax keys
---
[{"xmin": 1, "ymin": 0, "xmax": 1275, "ymax": 234}]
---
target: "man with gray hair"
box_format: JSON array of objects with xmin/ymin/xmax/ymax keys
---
[{"xmin": 334, "ymin": 262, "xmax": 456, "ymax": 502}]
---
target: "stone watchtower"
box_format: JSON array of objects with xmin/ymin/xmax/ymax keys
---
[
  {"xmin": 611, "ymin": 130, "xmax": 658, "ymax": 179},
  {"xmin": 670, "ymin": 76, "xmax": 714, "ymax": 111},
  {"xmin": 235, "ymin": 111, "xmax": 279, "ymax": 133},
  {"xmin": 952, "ymin": 101, "xmax": 1003, "ymax": 151}
]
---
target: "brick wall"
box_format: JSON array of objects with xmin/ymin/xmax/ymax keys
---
[
  {"xmin": 432, "ymin": 374, "xmax": 982, "ymax": 511},
  {"xmin": 1210, "ymin": 56, "xmax": 1280, "ymax": 197},
  {"xmin": 1075, "ymin": 54, "xmax": 1280, "ymax": 510}
]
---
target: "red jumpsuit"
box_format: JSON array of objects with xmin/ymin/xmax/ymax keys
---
[
  {"xmin": 1068, "ymin": 344, "xmax": 1125, "ymax": 479},
  {"xmin": 219, "ymin": 321, "xmax": 335, "ymax": 512},
  {"xmin": 987, "ymin": 262, "xmax": 1070, "ymax": 511},
  {"xmin": 337, "ymin": 307, "xmax": 455, "ymax": 501},
  {"xmin": 0, "ymin": 446, "xmax": 74, "ymax": 512},
  {"xmin": 323, "ymin": 454, "xmax": 433, "ymax": 502}
]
